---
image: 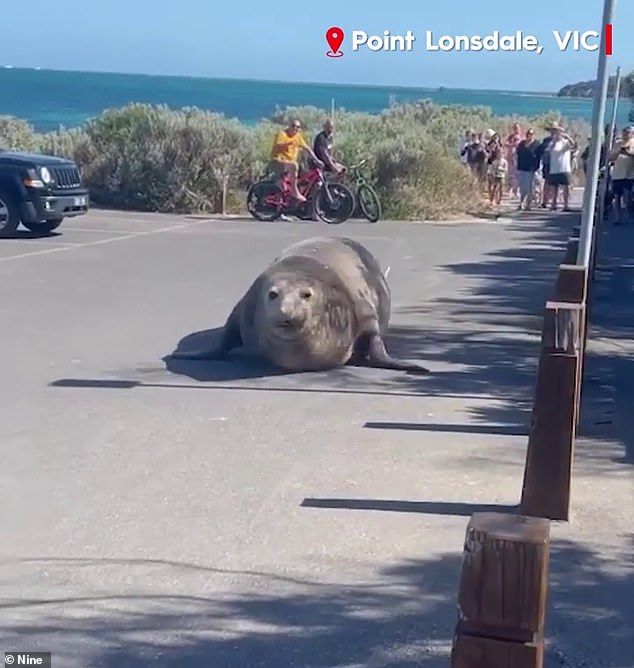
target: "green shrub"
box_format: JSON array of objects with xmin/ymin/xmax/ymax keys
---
[
  {"xmin": 0, "ymin": 100, "xmax": 591, "ymax": 219},
  {"xmin": 0, "ymin": 116, "xmax": 40, "ymax": 152},
  {"xmin": 69, "ymin": 104, "xmax": 258, "ymax": 212}
]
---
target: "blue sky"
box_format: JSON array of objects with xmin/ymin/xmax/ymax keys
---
[{"xmin": 3, "ymin": 0, "xmax": 633, "ymax": 91}]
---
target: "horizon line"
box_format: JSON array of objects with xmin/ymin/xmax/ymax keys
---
[{"xmin": 0, "ymin": 64, "xmax": 571, "ymax": 97}]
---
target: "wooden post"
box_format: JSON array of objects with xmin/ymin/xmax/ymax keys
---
[
  {"xmin": 221, "ymin": 175, "xmax": 229, "ymax": 215},
  {"xmin": 552, "ymin": 264, "xmax": 589, "ymax": 424},
  {"xmin": 520, "ymin": 301, "xmax": 582, "ymax": 520},
  {"xmin": 553, "ymin": 264, "xmax": 586, "ymax": 303},
  {"xmin": 451, "ymin": 512, "xmax": 550, "ymax": 668}
]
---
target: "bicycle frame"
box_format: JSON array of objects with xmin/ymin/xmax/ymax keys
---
[
  {"xmin": 334, "ymin": 158, "xmax": 368, "ymax": 188},
  {"xmin": 263, "ymin": 166, "xmax": 324, "ymax": 208}
]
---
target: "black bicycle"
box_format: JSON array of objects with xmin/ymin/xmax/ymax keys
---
[{"xmin": 333, "ymin": 159, "xmax": 382, "ymax": 223}]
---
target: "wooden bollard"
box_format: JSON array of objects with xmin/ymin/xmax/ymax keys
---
[
  {"xmin": 553, "ymin": 264, "xmax": 589, "ymax": 425},
  {"xmin": 451, "ymin": 512, "xmax": 550, "ymax": 668},
  {"xmin": 520, "ymin": 301, "xmax": 582, "ymax": 520},
  {"xmin": 553, "ymin": 264, "xmax": 587, "ymax": 303}
]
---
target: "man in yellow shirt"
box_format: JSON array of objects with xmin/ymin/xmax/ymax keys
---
[{"xmin": 270, "ymin": 119, "xmax": 323, "ymax": 202}]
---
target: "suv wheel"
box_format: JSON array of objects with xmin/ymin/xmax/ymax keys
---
[
  {"xmin": 22, "ymin": 218, "xmax": 64, "ymax": 235},
  {"xmin": 0, "ymin": 189, "xmax": 20, "ymax": 238}
]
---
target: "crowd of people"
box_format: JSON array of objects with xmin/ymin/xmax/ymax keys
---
[
  {"xmin": 263, "ymin": 114, "xmax": 634, "ymax": 224},
  {"xmin": 592, "ymin": 125, "xmax": 634, "ymax": 225},
  {"xmin": 460, "ymin": 123, "xmax": 579, "ymax": 211},
  {"xmin": 460, "ymin": 122, "xmax": 634, "ymax": 222}
]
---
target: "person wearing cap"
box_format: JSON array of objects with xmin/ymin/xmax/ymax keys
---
[
  {"xmin": 546, "ymin": 124, "xmax": 577, "ymax": 211},
  {"xmin": 608, "ymin": 126, "xmax": 634, "ymax": 224}
]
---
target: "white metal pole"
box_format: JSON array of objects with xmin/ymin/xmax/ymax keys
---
[
  {"xmin": 593, "ymin": 67, "xmax": 621, "ymax": 278},
  {"xmin": 607, "ymin": 66, "xmax": 622, "ymax": 149},
  {"xmin": 596, "ymin": 66, "xmax": 622, "ymax": 218},
  {"xmin": 576, "ymin": 0, "xmax": 617, "ymax": 267}
]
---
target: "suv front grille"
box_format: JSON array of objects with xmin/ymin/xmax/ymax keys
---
[{"xmin": 50, "ymin": 166, "xmax": 82, "ymax": 189}]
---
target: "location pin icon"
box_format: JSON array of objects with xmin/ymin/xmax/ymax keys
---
[{"xmin": 326, "ymin": 26, "xmax": 344, "ymax": 57}]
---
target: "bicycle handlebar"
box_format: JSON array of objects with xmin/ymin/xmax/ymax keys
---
[{"xmin": 350, "ymin": 158, "xmax": 367, "ymax": 169}]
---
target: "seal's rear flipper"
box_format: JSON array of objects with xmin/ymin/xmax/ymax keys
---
[{"xmin": 363, "ymin": 334, "xmax": 430, "ymax": 374}]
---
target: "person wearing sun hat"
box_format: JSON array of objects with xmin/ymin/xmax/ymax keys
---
[{"xmin": 545, "ymin": 123, "xmax": 577, "ymax": 211}]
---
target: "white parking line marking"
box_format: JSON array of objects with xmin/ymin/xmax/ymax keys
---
[{"xmin": 0, "ymin": 220, "xmax": 208, "ymax": 262}]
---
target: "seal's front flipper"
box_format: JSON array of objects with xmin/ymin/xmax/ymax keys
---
[
  {"xmin": 170, "ymin": 346, "xmax": 227, "ymax": 361},
  {"xmin": 171, "ymin": 321, "xmax": 242, "ymax": 361},
  {"xmin": 363, "ymin": 334, "xmax": 430, "ymax": 374}
]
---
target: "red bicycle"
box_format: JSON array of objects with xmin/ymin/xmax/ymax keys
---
[{"xmin": 246, "ymin": 164, "xmax": 355, "ymax": 224}]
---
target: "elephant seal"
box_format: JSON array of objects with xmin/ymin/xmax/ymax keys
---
[{"xmin": 171, "ymin": 236, "xmax": 429, "ymax": 374}]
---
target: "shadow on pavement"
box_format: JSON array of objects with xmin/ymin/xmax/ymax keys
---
[
  {"xmin": 576, "ymin": 216, "xmax": 634, "ymax": 467},
  {"xmin": 163, "ymin": 327, "xmax": 291, "ymax": 381},
  {"xmin": 363, "ymin": 421, "xmax": 528, "ymax": 437},
  {"xmin": 4, "ymin": 229, "xmax": 63, "ymax": 240},
  {"xmin": 300, "ymin": 497, "xmax": 518, "ymax": 516},
  {"xmin": 1, "ymin": 537, "xmax": 630, "ymax": 668}
]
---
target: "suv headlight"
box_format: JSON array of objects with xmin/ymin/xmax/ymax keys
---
[{"xmin": 40, "ymin": 167, "xmax": 52, "ymax": 184}]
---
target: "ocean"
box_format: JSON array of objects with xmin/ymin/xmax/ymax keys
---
[{"xmin": 1, "ymin": 67, "xmax": 632, "ymax": 133}]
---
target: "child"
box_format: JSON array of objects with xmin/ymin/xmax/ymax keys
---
[
  {"xmin": 488, "ymin": 148, "xmax": 508, "ymax": 205},
  {"xmin": 532, "ymin": 170, "xmax": 544, "ymax": 208}
]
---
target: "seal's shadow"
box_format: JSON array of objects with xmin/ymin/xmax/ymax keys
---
[
  {"xmin": 164, "ymin": 327, "xmax": 296, "ymax": 381},
  {"xmin": 164, "ymin": 327, "xmax": 429, "ymax": 382}
]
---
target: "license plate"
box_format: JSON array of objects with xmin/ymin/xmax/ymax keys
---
[{"xmin": 73, "ymin": 197, "xmax": 86, "ymax": 206}]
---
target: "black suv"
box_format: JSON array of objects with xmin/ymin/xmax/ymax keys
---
[{"xmin": 0, "ymin": 151, "xmax": 89, "ymax": 237}]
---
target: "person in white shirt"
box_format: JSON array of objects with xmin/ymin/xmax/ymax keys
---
[
  {"xmin": 608, "ymin": 126, "xmax": 634, "ymax": 224},
  {"xmin": 546, "ymin": 125, "xmax": 577, "ymax": 211}
]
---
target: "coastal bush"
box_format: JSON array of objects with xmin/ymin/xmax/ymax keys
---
[
  {"xmin": 0, "ymin": 116, "xmax": 41, "ymax": 152},
  {"xmin": 56, "ymin": 104, "xmax": 257, "ymax": 212},
  {"xmin": 1, "ymin": 100, "xmax": 591, "ymax": 219}
]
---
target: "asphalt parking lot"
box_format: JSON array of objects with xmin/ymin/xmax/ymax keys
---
[{"xmin": 1, "ymin": 207, "xmax": 630, "ymax": 667}]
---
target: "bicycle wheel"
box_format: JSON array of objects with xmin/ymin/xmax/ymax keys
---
[
  {"xmin": 313, "ymin": 182, "xmax": 355, "ymax": 224},
  {"xmin": 247, "ymin": 181, "xmax": 283, "ymax": 221},
  {"xmin": 356, "ymin": 183, "xmax": 381, "ymax": 222}
]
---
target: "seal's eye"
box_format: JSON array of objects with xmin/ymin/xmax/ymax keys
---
[
  {"xmin": 300, "ymin": 289, "xmax": 312, "ymax": 300},
  {"xmin": 268, "ymin": 289, "xmax": 279, "ymax": 300}
]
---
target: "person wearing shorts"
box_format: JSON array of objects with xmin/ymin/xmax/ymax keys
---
[
  {"xmin": 608, "ymin": 126, "xmax": 634, "ymax": 224},
  {"xmin": 270, "ymin": 119, "xmax": 322, "ymax": 202},
  {"xmin": 546, "ymin": 125, "xmax": 576, "ymax": 211}
]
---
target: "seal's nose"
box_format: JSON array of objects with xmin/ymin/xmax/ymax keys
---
[{"xmin": 278, "ymin": 313, "xmax": 304, "ymax": 329}]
